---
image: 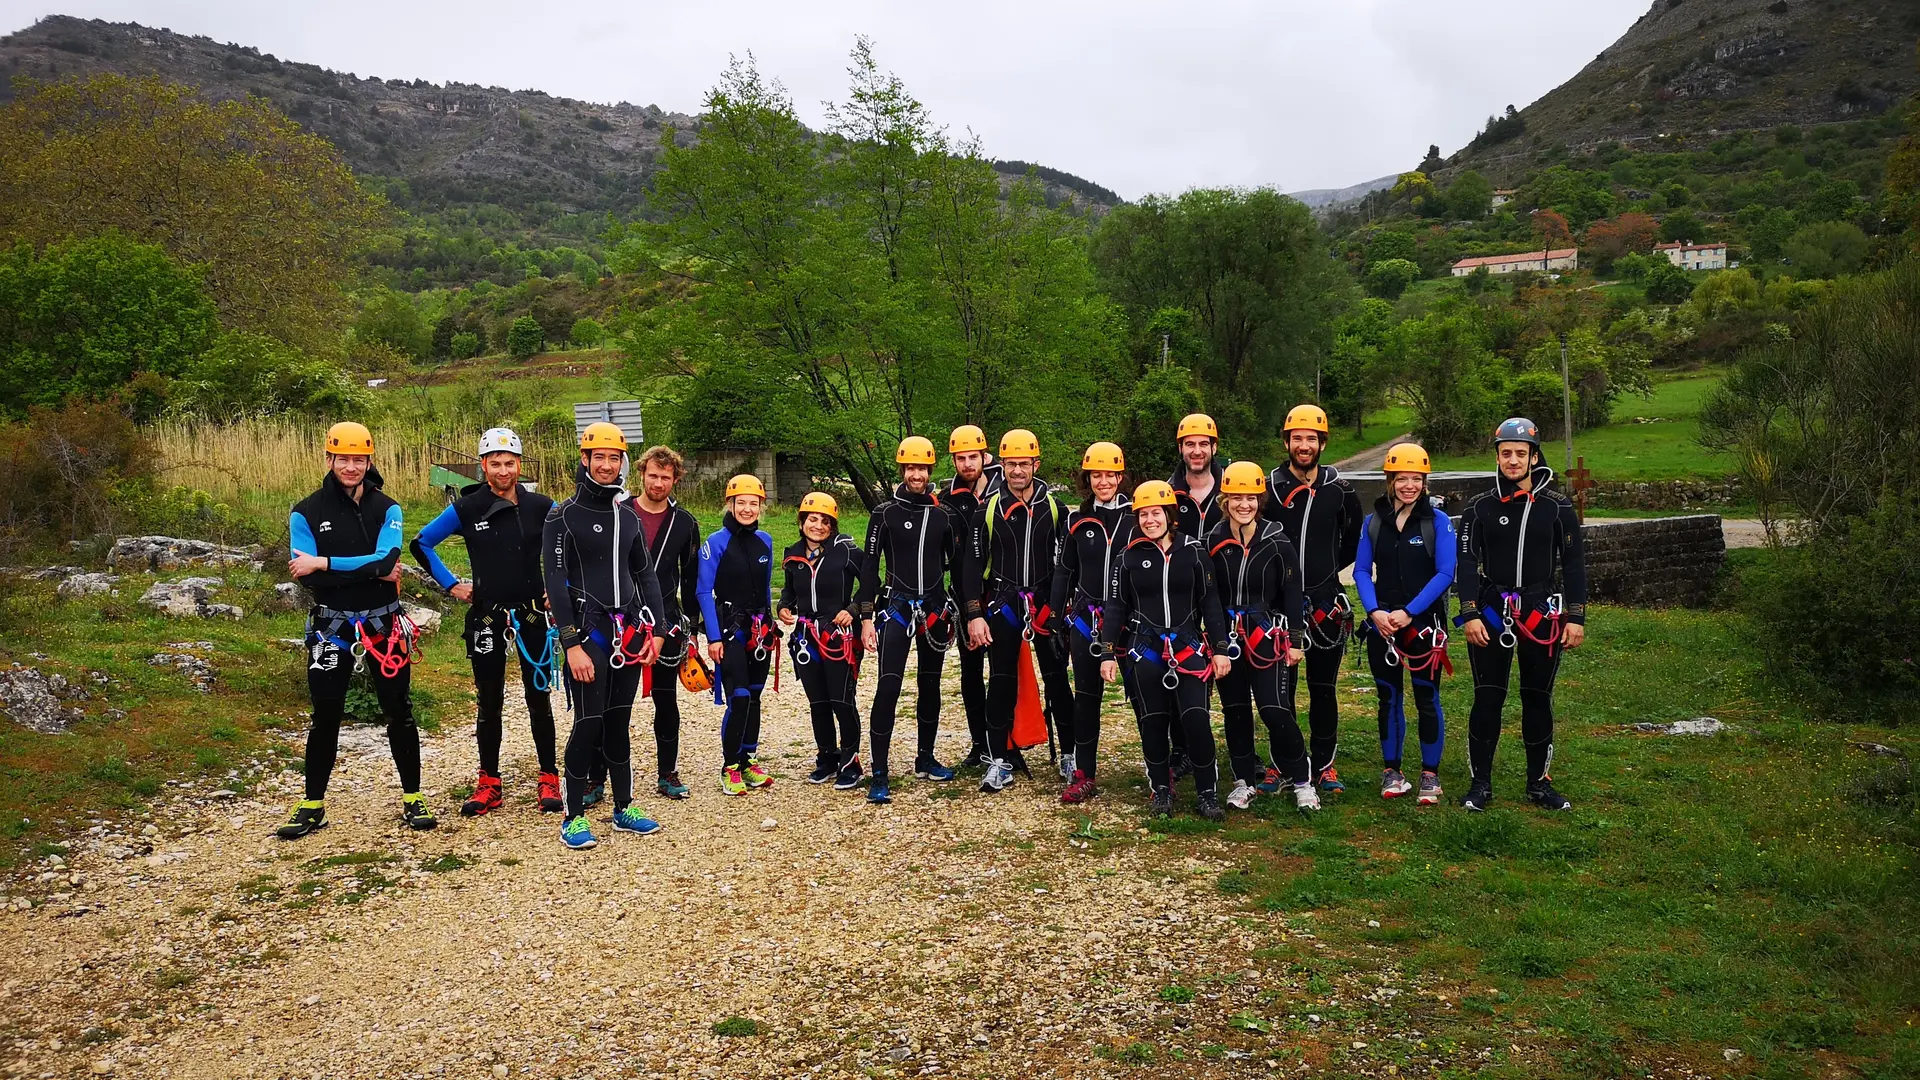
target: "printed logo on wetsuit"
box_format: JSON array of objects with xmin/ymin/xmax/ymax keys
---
[
  {"xmin": 1141, "ymin": 558, "xmax": 1152, "ymax": 567},
  {"xmin": 1499, "ymin": 516, "xmax": 1510, "ymax": 525},
  {"xmin": 1407, "ymin": 535, "xmax": 1424, "ymax": 546},
  {"xmin": 758, "ymin": 555, "xmax": 770, "ymax": 564},
  {"xmin": 593, "ymin": 524, "xmax": 603, "ymax": 533},
  {"xmin": 317, "ymin": 521, "xmax": 332, "ymax": 533},
  {"xmin": 473, "ymin": 520, "xmax": 490, "ymax": 531},
  {"xmin": 904, "ymin": 521, "xmax": 913, "ymax": 530}
]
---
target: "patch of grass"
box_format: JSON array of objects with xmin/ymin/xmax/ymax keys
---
[
  {"xmin": 1157, "ymin": 984, "xmax": 1194, "ymax": 1004},
  {"xmin": 149, "ymin": 968, "xmax": 196, "ymax": 990},
  {"xmin": 711, "ymin": 1016, "xmax": 759, "ymax": 1037},
  {"xmin": 305, "ymin": 851, "xmax": 394, "ymax": 871},
  {"xmin": 420, "ymin": 853, "xmax": 472, "ymax": 873},
  {"xmin": 1096, "ymin": 1041, "xmax": 1156, "ymax": 1064},
  {"xmin": 497, "ymin": 856, "xmax": 522, "ymax": 867},
  {"xmin": 1214, "ymin": 869, "xmax": 1253, "ymax": 895},
  {"xmin": 235, "ymin": 874, "xmax": 281, "ymax": 902}
]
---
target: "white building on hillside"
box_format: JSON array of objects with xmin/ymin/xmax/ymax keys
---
[
  {"xmin": 1449, "ymin": 248, "xmax": 1578, "ymax": 276},
  {"xmin": 1490, "ymin": 189, "xmax": 1516, "ymax": 210},
  {"xmin": 1655, "ymin": 241, "xmax": 1727, "ymax": 270}
]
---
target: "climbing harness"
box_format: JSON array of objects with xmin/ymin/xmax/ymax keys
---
[
  {"xmin": 1375, "ymin": 618, "xmax": 1452, "ymax": 676},
  {"xmin": 307, "ymin": 601, "xmax": 416, "ymax": 677},
  {"xmin": 1299, "ymin": 592, "xmax": 1354, "ymax": 652},
  {"xmin": 1226, "ymin": 609, "xmax": 1292, "ymax": 669},
  {"xmin": 605, "ymin": 608, "xmax": 657, "ymax": 670},
  {"xmin": 990, "ymin": 590, "xmax": 1052, "ymax": 644},
  {"xmin": 1066, "ymin": 603, "xmax": 1105, "ymax": 659},
  {"xmin": 1499, "ymin": 592, "xmax": 1564, "ymax": 655},
  {"xmin": 793, "ymin": 617, "xmax": 859, "ymax": 667},
  {"xmin": 506, "ymin": 608, "xmax": 561, "ymax": 692},
  {"xmin": 880, "ymin": 594, "xmax": 958, "ymax": 653},
  {"xmin": 1125, "ymin": 621, "xmax": 1215, "ymax": 690}
]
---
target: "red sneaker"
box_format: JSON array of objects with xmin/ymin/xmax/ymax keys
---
[
  {"xmin": 1061, "ymin": 769, "xmax": 1099, "ymax": 804},
  {"xmin": 536, "ymin": 771, "xmax": 563, "ymax": 813},
  {"xmin": 461, "ymin": 773, "xmax": 503, "ymax": 817}
]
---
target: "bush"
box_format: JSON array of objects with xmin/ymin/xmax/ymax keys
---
[
  {"xmin": 109, "ymin": 481, "xmax": 262, "ymax": 547},
  {"xmin": 449, "ymin": 331, "xmax": 482, "ymax": 360},
  {"xmin": 1506, "ymin": 370, "xmax": 1566, "ymax": 433},
  {"xmin": 506, "ymin": 316, "xmax": 544, "ymax": 361},
  {"xmin": 1364, "ymin": 258, "xmax": 1421, "ymax": 299},
  {"xmin": 1642, "ymin": 262, "xmax": 1696, "ymax": 304},
  {"xmin": 569, "ymin": 317, "xmax": 606, "ymax": 348},
  {"xmin": 1781, "ymin": 221, "xmax": 1868, "ymax": 278},
  {"xmin": 1385, "ymin": 308, "xmax": 1509, "ymax": 451},
  {"xmin": 1462, "ymin": 264, "xmax": 1491, "ymax": 294},
  {"xmin": 0, "ymin": 398, "xmax": 152, "ymax": 555},
  {"xmin": 351, "ymin": 288, "xmax": 430, "ymax": 362},
  {"xmin": 1116, "ymin": 361, "xmax": 1202, "ymax": 481},
  {"xmin": 170, "ymin": 331, "xmax": 369, "ymax": 418}
]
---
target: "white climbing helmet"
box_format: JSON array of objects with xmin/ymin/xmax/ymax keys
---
[{"xmin": 478, "ymin": 427, "xmax": 523, "ymax": 457}]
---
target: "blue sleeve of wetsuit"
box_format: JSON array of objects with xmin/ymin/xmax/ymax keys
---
[
  {"xmin": 697, "ymin": 528, "xmax": 726, "ymax": 640},
  {"xmin": 1353, "ymin": 513, "xmax": 1379, "ymax": 614},
  {"xmin": 328, "ymin": 505, "xmax": 404, "ymax": 571},
  {"xmin": 758, "ymin": 531, "xmax": 776, "ymax": 609},
  {"xmin": 409, "ymin": 505, "xmax": 462, "ymax": 589},
  {"xmin": 1406, "ymin": 511, "xmax": 1457, "ymax": 617},
  {"xmin": 290, "ymin": 511, "xmax": 317, "ymax": 558}
]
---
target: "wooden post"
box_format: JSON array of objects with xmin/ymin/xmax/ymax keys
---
[{"xmin": 1568, "ymin": 456, "xmax": 1595, "ymax": 523}]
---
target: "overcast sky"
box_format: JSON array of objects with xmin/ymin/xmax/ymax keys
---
[{"xmin": 2, "ymin": 0, "xmax": 1649, "ymax": 198}]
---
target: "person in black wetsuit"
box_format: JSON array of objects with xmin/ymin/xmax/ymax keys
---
[
  {"xmin": 411, "ymin": 427, "xmax": 561, "ymax": 817},
  {"xmin": 277, "ymin": 421, "xmax": 435, "ymax": 838},
  {"xmin": 543, "ymin": 422, "xmax": 666, "ymax": 850},
  {"xmin": 962, "ymin": 429, "xmax": 1074, "ymax": 794},
  {"xmin": 1208, "ymin": 461, "xmax": 1310, "ymax": 813},
  {"xmin": 1100, "ymin": 481, "xmax": 1233, "ymax": 820},
  {"xmin": 1263, "ymin": 404, "xmax": 1364, "ymax": 796},
  {"xmin": 1456, "ymin": 418, "xmax": 1588, "ymax": 813},
  {"xmin": 697, "ymin": 474, "xmax": 780, "ymax": 797},
  {"xmin": 628, "ymin": 445, "xmax": 703, "ymax": 801},
  {"xmin": 780, "ymin": 492, "xmax": 867, "ymax": 793},
  {"xmin": 940, "ymin": 425, "xmax": 1001, "ymax": 769},
  {"xmin": 1047, "ymin": 442, "xmax": 1133, "ymax": 805},
  {"xmin": 1166, "ymin": 413, "xmax": 1225, "ymax": 779},
  {"xmin": 859, "ymin": 437, "xmax": 966, "ymax": 799}
]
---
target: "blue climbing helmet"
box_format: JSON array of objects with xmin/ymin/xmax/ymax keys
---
[{"xmin": 1494, "ymin": 417, "xmax": 1541, "ymax": 449}]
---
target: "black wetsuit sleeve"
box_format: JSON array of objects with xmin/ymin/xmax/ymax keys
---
[
  {"xmin": 1049, "ymin": 518, "xmax": 1079, "ymax": 616},
  {"xmin": 1101, "ymin": 557, "xmax": 1136, "ymax": 656},
  {"xmin": 1455, "ymin": 500, "xmax": 1483, "ymax": 614},
  {"xmin": 843, "ymin": 541, "xmax": 866, "ymax": 620},
  {"xmin": 1558, "ymin": 500, "xmax": 1588, "ymax": 625},
  {"xmin": 1338, "ymin": 484, "xmax": 1363, "ymax": 573},
  {"xmin": 961, "ymin": 509, "xmax": 988, "ymax": 617},
  {"xmin": 857, "ymin": 513, "xmax": 884, "ymax": 612},
  {"xmin": 543, "ymin": 504, "xmax": 583, "ymax": 649},
  {"xmin": 677, "ymin": 513, "xmax": 700, "ymax": 625},
  {"xmin": 1278, "ymin": 538, "xmax": 1305, "ymax": 629},
  {"xmin": 1196, "ymin": 546, "xmax": 1229, "ymax": 647}
]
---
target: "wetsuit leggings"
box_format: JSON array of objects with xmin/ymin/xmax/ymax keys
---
[
  {"xmin": 984, "ymin": 625, "xmax": 1073, "ymax": 762},
  {"xmin": 958, "ymin": 638, "xmax": 989, "ymax": 756},
  {"xmin": 791, "ymin": 633, "xmax": 860, "ymax": 772},
  {"xmin": 1065, "ymin": 628, "xmax": 1112, "ymax": 778},
  {"xmin": 1366, "ymin": 631, "xmax": 1444, "ymax": 773},
  {"xmin": 468, "ymin": 612, "xmax": 558, "ymax": 776},
  {"xmin": 870, "ymin": 618, "xmax": 945, "ymax": 778},
  {"xmin": 304, "ymin": 643, "xmax": 420, "ymax": 800},
  {"xmin": 649, "ymin": 660, "xmax": 681, "ymax": 779},
  {"xmin": 1466, "ymin": 635, "xmax": 1562, "ymax": 786},
  {"xmin": 562, "ymin": 642, "xmax": 642, "ymax": 818},
  {"xmin": 1286, "ymin": 640, "xmax": 1345, "ymax": 777},
  {"xmin": 1122, "ymin": 662, "xmax": 1218, "ymax": 796},
  {"xmin": 718, "ymin": 625, "xmax": 773, "ymax": 768},
  {"xmin": 1218, "ymin": 658, "xmax": 1308, "ymax": 788}
]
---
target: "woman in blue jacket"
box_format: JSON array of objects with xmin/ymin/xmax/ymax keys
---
[
  {"xmin": 1354, "ymin": 443, "xmax": 1456, "ymax": 806},
  {"xmin": 698, "ymin": 474, "xmax": 779, "ymax": 796}
]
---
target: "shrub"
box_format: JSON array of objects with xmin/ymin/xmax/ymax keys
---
[
  {"xmin": 171, "ymin": 331, "xmax": 368, "ymax": 419},
  {"xmin": 449, "ymin": 331, "xmax": 482, "ymax": 360},
  {"xmin": 351, "ymin": 288, "xmax": 429, "ymax": 362},
  {"xmin": 1506, "ymin": 370, "xmax": 1567, "ymax": 433},
  {"xmin": 506, "ymin": 316, "xmax": 544, "ymax": 361},
  {"xmin": 109, "ymin": 481, "xmax": 262, "ymax": 547},
  {"xmin": 1642, "ymin": 262, "xmax": 1696, "ymax": 304},
  {"xmin": 1781, "ymin": 221, "xmax": 1868, "ymax": 278},
  {"xmin": 1364, "ymin": 257, "xmax": 1421, "ymax": 299},
  {"xmin": 1385, "ymin": 307, "xmax": 1509, "ymax": 451},
  {"xmin": 0, "ymin": 398, "xmax": 152, "ymax": 555},
  {"xmin": 569, "ymin": 317, "xmax": 606, "ymax": 348}
]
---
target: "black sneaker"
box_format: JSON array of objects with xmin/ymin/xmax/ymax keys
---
[
  {"xmin": 1170, "ymin": 752, "xmax": 1195, "ymax": 781},
  {"xmin": 959, "ymin": 744, "xmax": 988, "ymax": 771},
  {"xmin": 1195, "ymin": 792, "xmax": 1225, "ymax": 822},
  {"xmin": 1149, "ymin": 787, "xmax": 1174, "ymax": 817},
  {"xmin": 401, "ymin": 795, "xmax": 438, "ymax": 831},
  {"xmin": 1460, "ymin": 782, "xmax": 1494, "ymax": 812},
  {"xmin": 806, "ymin": 762, "xmax": 836, "ymax": 785},
  {"xmin": 833, "ymin": 757, "xmax": 865, "ymax": 791},
  {"xmin": 275, "ymin": 803, "xmax": 326, "ymax": 840},
  {"xmin": 1526, "ymin": 779, "xmax": 1572, "ymax": 811}
]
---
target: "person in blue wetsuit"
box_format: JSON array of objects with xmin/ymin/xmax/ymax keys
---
[
  {"xmin": 1355, "ymin": 443, "xmax": 1457, "ymax": 807},
  {"xmin": 698, "ymin": 474, "xmax": 779, "ymax": 797},
  {"xmin": 277, "ymin": 422, "xmax": 434, "ymax": 839},
  {"xmin": 411, "ymin": 427, "xmax": 561, "ymax": 817}
]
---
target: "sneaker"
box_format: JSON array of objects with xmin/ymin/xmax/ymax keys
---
[
  {"xmin": 657, "ymin": 771, "xmax": 690, "ymax": 800},
  {"xmin": 275, "ymin": 801, "xmax": 326, "ymax": 840},
  {"xmin": 461, "ymin": 773, "xmax": 503, "ymax": 817},
  {"xmin": 834, "ymin": 757, "xmax": 865, "ymax": 791},
  {"xmin": 582, "ymin": 781, "xmax": 606, "ymax": 807},
  {"xmin": 1196, "ymin": 792, "xmax": 1225, "ymax": 822},
  {"xmin": 1460, "ymin": 782, "xmax": 1493, "ymax": 812},
  {"xmin": 1058, "ymin": 750, "xmax": 1076, "ymax": 783},
  {"xmin": 959, "ymin": 744, "xmax": 989, "ymax": 770},
  {"xmin": 743, "ymin": 757, "xmax": 774, "ymax": 789},
  {"xmin": 1254, "ymin": 766, "xmax": 1284, "ymax": 795},
  {"xmin": 806, "ymin": 762, "xmax": 836, "ymax": 785},
  {"xmin": 1225, "ymin": 779, "xmax": 1257, "ymax": 811},
  {"xmin": 1294, "ymin": 783, "xmax": 1322, "ymax": 812},
  {"xmin": 1170, "ymin": 752, "xmax": 1194, "ymax": 782},
  {"xmin": 611, "ymin": 806, "xmax": 663, "ymax": 835},
  {"xmin": 1417, "ymin": 771, "xmax": 1443, "ymax": 806},
  {"xmin": 560, "ymin": 814, "xmax": 597, "ymax": 850},
  {"xmin": 867, "ymin": 778, "xmax": 892, "ymax": 805},
  {"xmin": 720, "ymin": 765, "xmax": 749, "ymax": 797},
  {"xmin": 536, "ymin": 771, "xmax": 564, "ymax": 813},
  {"xmin": 979, "ymin": 758, "xmax": 1015, "ymax": 793},
  {"xmin": 1526, "ymin": 778, "xmax": 1572, "ymax": 811},
  {"xmin": 1381, "ymin": 768, "xmax": 1412, "ymax": 800},
  {"xmin": 1061, "ymin": 769, "xmax": 1098, "ymax": 805},
  {"xmin": 1318, "ymin": 767, "xmax": 1346, "ymax": 794},
  {"xmin": 1149, "ymin": 787, "xmax": 1174, "ymax": 817},
  {"xmin": 914, "ymin": 756, "xmax": 955, "ymax": 782},
  {"xmin": 400, "ymin": 794, "xmax": 437, "ymax": 831}
]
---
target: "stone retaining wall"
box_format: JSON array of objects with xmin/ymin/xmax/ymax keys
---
[
  {"xmin": 1581, "ymin": 514, "xmax": 1724, "ymax": 607},
  {"xmin": 1586, "ymin": 478, "xmax": 1743, "ymax": 510}
]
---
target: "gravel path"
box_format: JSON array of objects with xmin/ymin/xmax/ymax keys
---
[{"xmin": 0, "ymin": 654, "xmax": 1362, "ymax": 1079}]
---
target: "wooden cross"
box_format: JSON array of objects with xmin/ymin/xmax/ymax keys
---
[{"xmin": 1567, "ymin": 456, "xmax": 1595, "ymax": 522}]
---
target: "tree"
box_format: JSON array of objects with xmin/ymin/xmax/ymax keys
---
[
  {"xmin": 1367, "ymin": 231, "xmax": 1418, "ymax": 266},
  {"xmin": 352, "ymin": 288, "xmax": 429, "ymax": 362},
  {"xmin": 570, "ymin": 317, "xmax": 607, "ymax": 348},
  {"xmin": 1887, "ymin": 85, "xmax": 1920, "ymax": 254},
  {"xmin": 0, "ymin": 75, "xmax": 384, "ymax": 353},
  {"xmin": 1380, "ymin": 306, "xmax": 1508, "ymax": 451},
  {"xmin": 1531, "ymin": 209, "xmax": 1572, "ymax": 253},
  {"xmin": 1364, "ymin": 258, "xmax": 1421, "ymax": 299},
  {"xmin": 1445, "ymin": 170, "xmax": 1494, "ymax": 220},
  {"xmin": 0, "ymin": 234, "xmax": 218, "ymax": 419},
  {"xmin": 170, "ymin": 331, "xmax": 367, "ymax": 419},
  {"xmin": 1658, "ymin": 209, "xmax": 1707, "ymax": 244},
  {"xmin": 507, "ymin": 316, "xmax": 544, "ymax": 361},
  {"xmin": 1417, "ymin": 144, "xmax": 1444, "ymax": 175},
  {"xmin": 449, "ymin": 331, "xmax": 482, "ymax": 360},
  {"xmin": 1781, "ymin": 221, "xmax": 1869, "ymax": 278},
  {"xmin": 1322, "ymin": 298, "xmax": 1396, "ymax": 437},
  {"xmin": 1643, "ymin": 261, "xmax": 1697, "ymax": 304},
  {"xmin": 429, "ymin": 315, "xmax": 456, "ymax": 361},
  {"xmin": 1737, "ymin": 204, "xmax": 1799, "ymax": 261},
  {"xmin": 1582, "ymin": 212, "xmax": 1658, "ymax": 269}
]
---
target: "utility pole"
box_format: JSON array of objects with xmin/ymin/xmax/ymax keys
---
[
  {"xmin": 1160, "ymin": 333, "xmax": 1170, "ymax": 368},
  {"xmin": 1559, "ymin": 333, "xmax": 1575, "ymax": 474}
]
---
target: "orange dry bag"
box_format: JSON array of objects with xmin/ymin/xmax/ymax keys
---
[{"xmin": 1011, "ymin": 640, "xmax": 1048, "ymax": 749}]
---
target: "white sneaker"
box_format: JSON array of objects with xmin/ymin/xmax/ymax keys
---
[
  {"xmin": 1381, "ymin": 768, "xmax": 1412, "ymax": 799},
  {"xmin": 979, "ymin": 759, "xmax": 1014, "ymax": 793},
  {"xmin": 1058, "ymin": 750, "xmax": 1076, "ymax": 783},
  {"xmin": 1294, "ymin": 783, "xmax": 1322, "ymax": 812},
  {"xmin": 1226, "ymin": 779, "xmax": 1256, "ymax": 810}
]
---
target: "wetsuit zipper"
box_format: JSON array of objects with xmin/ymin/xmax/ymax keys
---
[
  {"xmin": 915, "ymin": 504, "xmax": 931, "ymax": 591},
  {"xmin": 1514, "ymin": 497, "xmax": 1533, "ymax": 590}
]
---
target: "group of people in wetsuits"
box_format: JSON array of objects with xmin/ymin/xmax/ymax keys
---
[{"xmin": 278, "ymin": 407, "xmax": 1587, "ymax": 846}]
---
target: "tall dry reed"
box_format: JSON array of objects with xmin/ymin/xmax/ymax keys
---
[{"xmin": 152, "ymin": 419, "xmax": 444, "ymax": 506}]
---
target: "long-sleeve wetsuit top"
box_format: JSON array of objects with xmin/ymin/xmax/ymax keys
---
[
  {"xmin": 290, "ymin": 469, "xmax": 403, "ymax": 612},
  {"xmin": 1206, "ymin": 518, "xmax": 1304, "ymax": 623},
  {"xmin": 858, "ymin": 484, "xmax": 965, "ymax": 614},
  {"xmin": 1171, "ymin": 460, "xmax": 1225, "ymax": 541},
  {"xmin": 1355, "ymin": 495, "xmax": 1456, "ymax": 618},
  {"xmin": 1099, "ymin": 533, "xmax": 1230, "ymax": 658},
  {"xmin": 541, "ymin": 466, "xmax": 666, "ymax": 651},
  {"xmin": 1262, "ymin": 463, "xmax": 1364, "ymax": 598},
  {"xmin": 411, "ymin": 482, "xmax": 553, "ymax": 606},
  {"xmin": 696, "ymin": 513, "xmax": 776, "ymax": 640},
  {"xmin": 1048, "ymin": 496, "xmax": 1134, "ymax": 615},
  {"xmin": 780, "ymin": 534, "xmax": 864, "ymax": 621},
  {"xmin": 960, "ymin": 477, "xmax": 1068, "ymax": 619},
  {"xmin": 1455, "ymin": 465, "xmax": 1588, "ymax": 625},
  {"xmin": 629, "ymin": 496, "xmax": 702, "ymax": 626}
]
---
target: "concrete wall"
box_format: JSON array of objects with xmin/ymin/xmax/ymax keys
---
[
  {"xmin": 1580, "ymin": 514, "xmax": 1724, "ymax": 607},
  {"xmin": 1343, "ymin": 470, "xmax": 1493, "ymax": 517}
]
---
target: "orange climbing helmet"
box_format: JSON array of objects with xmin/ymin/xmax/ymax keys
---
[
  {"xmin": 797, "ymin": 491, "xmax": 839, "ymax": 520},
  {"xmin": 1131, "ymin": 480, "xmax": 1178, "ymax": 510},
  {"xmin": 1284, "ymin": 405, "xmax": 1330, "ymax": 436},
  {"xmin": 1176, "ymin": 413, "xmax": 1219, "ymax": 441},
  {"xmin": 1383, "ymin": 442, "xmax": 1432, "ymax": 475},
  {"xmin": 948, "ymin": 425, "xmax": 988, "ymax": 454},
  {"xmin": 1081, "ymin": 442, "xmax": 1125, "ymax": 471},
  {"xmin": 725, "ymin": 474, "xmax": 766, "ymax": 500},
  {"xmin": 579, "ymin": 422, "xmax": 628, "ymax": 453},
  {"xmin": 999, "ymin": 429, "xmax": 1040, "ymax": 460},
  {"xmin": 896, "ymin": 436, "xmax": 937, "ymax": 465},
  {"xmin": 1220, "ymin": 460, "xmax": 1268, "ymax": 495},
  {"xmin": 324, "ymin": 421, "xmax": 374, "ymax": 456}
]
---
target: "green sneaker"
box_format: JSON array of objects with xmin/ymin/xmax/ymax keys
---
[
  {"xmin": 743, "ymin": 757, "xmax": 774, "ymax": 789},
  {"xmin": 656, "ymin": 771, "xmax": 690, "ymax": 800},
  {"xmin": 276, "ymin": 801, "xmax": 326, "ymax": 840},
  {"xmin": 400, "ymin": 793, "xmax": 437, "ymax": 831},
  {"xmin": 720, "ymin": 764, "xmax": 749, "ymax": 797}
]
